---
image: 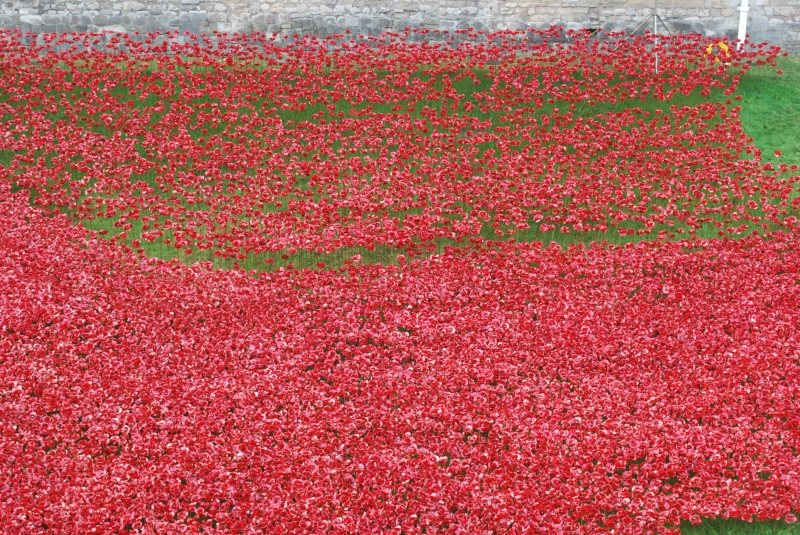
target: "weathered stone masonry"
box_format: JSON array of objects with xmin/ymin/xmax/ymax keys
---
[{"xmin": 0, "ymin": 0, "xmax": 798, "ymax": 53}]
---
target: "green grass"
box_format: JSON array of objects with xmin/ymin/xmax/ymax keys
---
[
  {"xmin": 5, "ymin": 55, "xmax": 798, "ymax": 274},
  {"xmin": 737, "ymin": 56, "xmax": 800, "ymax": 167},
  {"xmin": 681, "ymin": 517, "xmax": 800, "ymax": 535}
]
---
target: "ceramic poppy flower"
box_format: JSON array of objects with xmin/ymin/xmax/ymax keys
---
[{"xmin": 0, "ymin": 28, "xmax": 797, "ymax": 535}]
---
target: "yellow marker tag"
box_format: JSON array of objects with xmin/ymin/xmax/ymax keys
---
[{"xmin": 706, "ymin": 42, "xmax": 730, "ymax": 64}]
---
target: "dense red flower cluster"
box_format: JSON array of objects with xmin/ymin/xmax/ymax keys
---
[
  {"xmin": 2, "ymin": 179, "xmax": 800, "ymax": 534},
  {"xmin": 2, "ymin": 29, "xmax": 800, "ymax": 534},
  {"xmin": 0, "ymin": 29, "xmax": 794, "ymax": 261}
]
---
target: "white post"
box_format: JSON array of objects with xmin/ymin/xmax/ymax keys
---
[
  {"xmin": 654, "ymin": 0, "xmax": 659, "ymax": 74},
  {"xmin": 737, "ymin": 0, "xmax": 750, "ymax": 50}
]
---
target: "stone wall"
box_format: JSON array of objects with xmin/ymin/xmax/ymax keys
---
[{"xmin": 1, "ymin": 0, "xmax": 798, "ymax": 53}]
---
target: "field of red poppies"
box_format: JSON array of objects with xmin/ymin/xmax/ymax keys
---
[{"xmin": 1, "ymin": 28, "xmax": 800, "ymax": 534}]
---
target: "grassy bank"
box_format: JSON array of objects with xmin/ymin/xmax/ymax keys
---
[
  {"xmin": 4, "ymin": 54, "xmax": 799, "ymax": 274},
  {"xmin": 737, "ymin": 56, "xmax": 800, "ymax": 168}
]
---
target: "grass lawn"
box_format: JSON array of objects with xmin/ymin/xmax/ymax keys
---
[
  {"xmin": 682, "ymin": 516, "xmax": 800, "ymax": 535},
  {"xmin": 6, "ymin": 53, "xmax": 799, "ymax": 274},
  {"xmin": 738, "ymin": 56, "xmax": 800, "ymax": 168}
]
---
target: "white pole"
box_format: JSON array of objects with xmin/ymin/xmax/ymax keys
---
[
  {"xmin": 737, "ymin": 0, "xmax": 750, "ymax": 50},
  {"xmin": 654, "ymin": 0, "xmax": 659, "ymax": 74}
]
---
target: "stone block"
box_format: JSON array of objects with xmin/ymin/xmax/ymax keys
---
[
  {"xmin": 670, "ymin": 21, "xmax": 694, "ymax": 33},
  {"xmin": 0, "ymin": 14, "xmax": 20, "ymax": 26},
  {"xmin": 125, "ymin": 14, "xmax": 147, "ymax": 26},
  {"xmin": 439, "ymin": 19, "xmax": 458, "ymax": 31},
  {"xmin": 97, "ymin": 24, "xmax": 128, "ymax": 32},
  {"xmin": 42, "ymin": 15, "xmax": 61, "ymax": 26},
  {"xmin": 20, "ymin": 15, "xmax": 44, "ymax": 25}
]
